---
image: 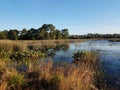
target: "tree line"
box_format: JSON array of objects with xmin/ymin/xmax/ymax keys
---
[
  {"xmin": 69, "ymin": 33, "xmax": 120, "ymax": 39},
  {"xmin": 0, "ymin": 24, "xmax": 120, "ymax": 40},
  {"xmin": 0, "ymin": 24, "xmax": 69, "ymax": 40}
]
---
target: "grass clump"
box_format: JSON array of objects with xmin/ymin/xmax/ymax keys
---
[
  {"xmin": 0, "ymin": 52, "xmax": 11, "ymax": 59},
  {"xmin": 49, "ymin": 75, "xmax": 62, "ymax": 90},
  {"xmin": 73, "ymin": 51, "xmax": 99, "ymax": 66},
  {"xmin": 6, "ymin": 71, "xmax": 26, "ymax": 90}
]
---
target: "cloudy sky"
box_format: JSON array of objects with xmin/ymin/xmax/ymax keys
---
[{"xmin": 0, "ymin": 0, "xmax": 120, "ymax": 35}]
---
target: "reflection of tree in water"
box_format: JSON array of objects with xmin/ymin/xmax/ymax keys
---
[
  {"xmin": 61, "ymin": 44, "xmax": 69, "ymax": 51},
  {"xmin": 27, "ymin": 42, "xmax": 70, "ymax": 57},
  {"xmin": 55, "ymin": 43, "xmax": 69, "ymax": 51},
  {"xmin": 46, "ymin": 43, "xmax": 70, "ymax": 57}
]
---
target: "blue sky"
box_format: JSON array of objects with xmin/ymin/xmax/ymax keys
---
[{"xmin": 0, "ymin": 0, "xmax": 120, "ymax": 35}]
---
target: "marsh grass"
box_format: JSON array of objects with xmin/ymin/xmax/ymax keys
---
[
  {"xmin": 0, "ymin": 39, "xmax": 82, "ymax": 52},
  {"xmin": 0, "ymin": 40, "xmax": 27, "ymax": 52},
  {"xmin": 6, "ymin": 69, "xmax": 26, "ymax": 90},
  {"xmin": 0, "ymin": 53, "xmax": 99, "ymax": 90},
  {"xmin": 73, "ymin": 51, "xmax": 99, "ymax": 67},
  {"xmin": 24, "ymin": 60, "xmax": 98, "ymax": 90},
  {"xmin": 0, "ymin": 39, "xmax": 103, "ymax": 90}
]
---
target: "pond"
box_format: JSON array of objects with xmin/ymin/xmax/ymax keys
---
[{"xmin": 47, "ymin": 40, "xmax": 120, "ymax": 89}]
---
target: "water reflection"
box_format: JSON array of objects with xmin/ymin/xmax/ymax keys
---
[
  {"xmin": 17, "ymin": 40, "xmax": 120, "ymax": 88},
  {"xmin": 49, "ymin": 40, "xmax": 120, "ymax": 89},
  {"xmin": 26, "ymin": 40, "xmax": 120, "ymax": 88}
]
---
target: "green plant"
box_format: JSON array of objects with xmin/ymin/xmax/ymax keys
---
[
  {"xmin": 73, "ymin": 51, "xmax": 98, "ymax": 65},
  {"xmin": 10, "ymin": 52, "xmax": 27, "ymax": 63},
  {"xmin": 10, "ymin": 51, "xmax": 45, "ymax": 63},
  {"xmin": 49, "ymin": 75, "xmax": 62, "ymax": 90},
  {"xmin": 7, "ymin": 72, "xmax": 26, "ymax": 90},
  {"xmin": 0, "ymin": 51, "xmax": 11, "ymax": 59}
]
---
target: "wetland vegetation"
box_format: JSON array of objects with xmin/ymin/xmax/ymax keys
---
[
  {"xmin": 0, "ymin": 24, "xmax": 120, "ymax": 90},
  {"xmin": 0, "ymin": 40, "xmax": 105, "ymax": 90},
  {"xmin": 0, "ymin": 39, "xmax": 120, "ymax": 90}
]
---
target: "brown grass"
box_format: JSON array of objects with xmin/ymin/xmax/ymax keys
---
[
  {"xmin": 0, "ymin": 39, "xmax": 85, "ymax": 52},
  {"xmin": 0, "ymin": 39, "xmax": 100, "ymax": 90},
  {"xmin": 0, "ymin": 58, "xmax": 98, "ymax": 90}
]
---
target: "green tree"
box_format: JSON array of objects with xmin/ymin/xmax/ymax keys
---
[
  {"xmin": 21, "ymin": 28, "xmax": 27, "ymax": 35},
  {"xmin": 3, "ymin": 30, "xmax": 9, "ymax": 39},
  {"xmin": 37, "ymin": 24, "xmax": 51, "ymax": 40},
  {"xmin": 47, "ymin": 24, "xmax": 56, "ymax": 39},
  {"xmin": 0, "ymin": 24, "xmax": 70, "ymax": 40},
  {"xmin": 8, "ymin": 29, "xmax": 19, "ymax": 40},
  {"xmin": 25, "ymin": 28, "xmax": 38, "ymax": 40},
  {"xmin": 62, "ymin": 29, "xmax": 69, "ymax": 39},
  {"xmin": 56, "ymin": 30, "xmax": 62, "ymax": 39},
  {"xmin": 19, "ymin": 28, "xmax": 28, "ymax": 40},
  {"xmin": 0, "ymin": 32, "xmax": 7, "ymax": 39},
  {"xmin": 37, "ymin": 28, "xmax": 47, "ymax": 40}
]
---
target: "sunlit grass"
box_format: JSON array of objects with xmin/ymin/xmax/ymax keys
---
[
  {"xmin": 0, "ymin": 39, "xmax": 104, "ymax": 90},
  {"xmin": 0, "ymin": 51, "xmax": 99, "ymax": 90}
]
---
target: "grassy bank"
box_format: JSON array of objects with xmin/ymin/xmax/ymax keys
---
[
  {"xmin": 0, "ymin": 39, "xmax": 85, "ymax": 51},
  {"xmin": 0, "ymin": 40, "xmax": 103, "ymax": 90}
]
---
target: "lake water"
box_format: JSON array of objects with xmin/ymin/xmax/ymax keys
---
[{"xmin": 49, "ymin": 40, "xmax": 120, "ymax": 88}]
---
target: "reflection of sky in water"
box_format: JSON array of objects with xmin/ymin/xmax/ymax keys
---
[
  {"xmin": 69, "ymin": 40, "xmax": 120, "ymax": 52},
  {"xmin": 53, "ymin": 40, "xmax": 120, "ymax": 88},
  {"xmin": 55, "ymin": 40, "xmax": 120, "ymax": 60}
]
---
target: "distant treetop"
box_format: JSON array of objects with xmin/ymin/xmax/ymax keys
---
[{"xmin": 0, "ymin": 24, "xmax": 69, "ymax": 40}]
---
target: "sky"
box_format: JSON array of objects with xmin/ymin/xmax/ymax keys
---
[{"xmin": 0, "ymin": 0, "xmax": 120, "ymax": 35}]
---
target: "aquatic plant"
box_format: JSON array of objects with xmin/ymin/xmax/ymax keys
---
[{"xmin": 73, "ymin": 51, "xmax": 99, "ymax": 66}]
